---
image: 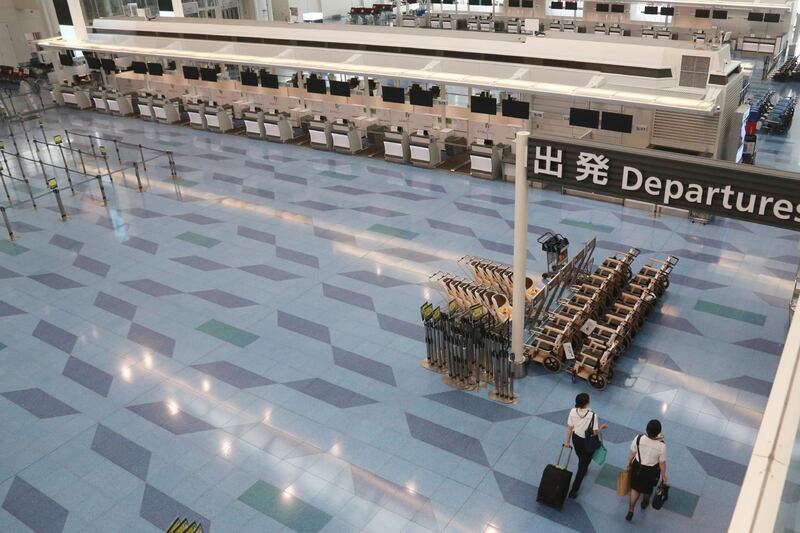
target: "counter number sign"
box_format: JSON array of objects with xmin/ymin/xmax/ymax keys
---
[
  {"xmin": 47, "ymin": 178, "xmax": 58, "ymax": 190},
  {"xmin": 53, "ymin": 135, "xmax": 62, "ymax": 145},
  {"xmin": 99, "ymin": 146, "xmax": 107, "ymax": 156}
]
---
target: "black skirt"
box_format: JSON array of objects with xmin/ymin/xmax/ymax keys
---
[{"xmin": 631, "ymin": 460, "xmax": 660, "ymax": 493}]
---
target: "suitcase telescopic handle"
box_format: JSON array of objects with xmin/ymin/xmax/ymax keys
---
[{"xmin": 557, "ymin": 444, "xmax": 573, "ymax": 469}]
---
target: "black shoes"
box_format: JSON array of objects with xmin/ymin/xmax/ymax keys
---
[
  {"xmin": 625, "ymin": 511, "xmax": 633, "ymax": 522},
  {"xmin": 641, "ymin": 495, "xmax": 650, "ymax": 510}
]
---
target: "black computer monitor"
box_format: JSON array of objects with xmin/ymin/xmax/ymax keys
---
[
  {"xmin": 183, "ymin": 66, "xmax": 199, "ymax": 80},
  {"xmin": 765, "ymin": 13, "xmax": 780, "ymax": 22},
  {"xmin": 240, "ymin": 70, "xmax": 258, "ymax": 86},
  {"xmin": 712, "ymin": 10, "xmax": 727, "ymax": 19},
  {"xmin": 480, "ymin": 0, "xmax": 492, "ymax": 5},
  {"xmin": 502, "ymin": 98, "xmax": 529, "ymax": 119},
  {"xmin": 596, "ymin": 3, "xmax": 609, "ymax": 12},
  {"xmin": 508, "ymin": 0, "xmax": 520, "ymax": 6},
  {"xmin": 470, "ymin": 95, "xmax": 497, "ymax": 115},
  {"xmin": 565, "ymin": 1, "xmax": 577, "ymax": 9},
  {"xmin": 259, "ymin": 70, "xmax": 279, "ymax": 88},
  {"xmin": 306, "ymin": 77, "xmax": 327, "ymax": 94},
  {"xmin": 382, "ymin": 86, "xmax": 405, "ymax": 103},
  {"xmin": 660, "ymin": 7, "xmax": 674, "ymax": 15},
  {"xmin": 611, "ymin": 4, "xmax": 624, "ymax": 12},
  {"xmin": 569, "ymin": 108, "xmax": 600, "ymax": 128},
  {"xmin": 521, "ymin": 0, "xmax": 533, "ymax": 7},
  {"xmin": 643, "ymin": 6, "xmax": 658, "ymax": 14},
  {"xmin": 330, "ymin": 80, "xmax": 351, "ymax": 97},
  {"xmin": 131, "ymin": 61, "xmax": 147, "ymax": 74},
  {"xmin": 748, "ymin": 12, "xmax": 764, "ymax": 21},
  {"xmin": 443, "ymin": 0, "xmax": 454, "ymax": 4},
  {"xmin": 147, "ymin": 62, "xmax": 163, "ymax": 76},
  {"xmin": 58, "ymin": 52, "xmax": 73, "ymax": 67},
  {"xmin": 86, "ymin": 56, "xmax": 101, "ymax": 69},
  {"xmin": 410, "ymin": 88, "xmax": 433, "ymax": 107},
  {"xmin": 695, "ymin": 8, "xmax": 710, "ymax": 17},
  {"xmin": 101, "ymin": 58, "xmax": 116, "ymax": 72},
  {"xmin": 550, "ymin": 1, "xmax": 563, "ymax": 8},
  {"xmin": 200, "ymin": 67, "xmax": 217, "ymax": 82},
  {"xmin": 600, "ymin": 111, "xmax": 633, "ymax": 133},
  {"xmin": 468, "ymin": 0, "xmax": 479, "ymax": 5}
]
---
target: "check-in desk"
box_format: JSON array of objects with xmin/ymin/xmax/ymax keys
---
[
  {"xmin": 609, "ymin": 25, "xmax": 623, "ymax": 36},
  {"xmin": 469, "ymin": 141, "xmax": 509, "ymax": 180},
  {"xmin": 331, "ymin": 119, "xmax": 362, "ymax": 154},
  {"xmin": 410, "ymin": 131, "xmax": 442, "ymax": 168},
  {"xmin": 480, "ymin": 17, "xmax": 494, "ymax": 32},
  {"xmin": 263, "ymin": 109, "xmax": 296, "ymax": 142},
  {"xmin": 186, "ymin": 101, "xmax": 206, "ymax": 129},
  {"xmin": 562, "ymin": 22, "xmax": 577, "ymax": 33},
  {"xmin": 467, "ymin": 16, "xmax": 482, "ymax": 31},
  {"xmin": 642, "ymin": 27, "xmax": 655, "ymax": 38},
  {"xmin": 384, "ymin": 128, "xmax": 410, "ymax": 164},
  {"xmin": 549, "ymin": 21, "xmax": 562, "ymax": 31},
  {"xmin": 137, "ymin": 94, "xmax": 155, "ymax": 121},
  {"xmin": 54, "ymin": 85, "xmax": 92, "ymax": 109},
  {"xmin": 152, "ymin": 95, "xmax": 182, "ymax": 124},
  {"xmin": 401, "ymin": 14, "xmax": 418, "ymax": 27},
  {"xmin": 105, "ymin": 91, "xmax": 135, "ymax": 116},
  {"xmin": 91, "ymin": 89, "xmax": 108, "ymax": 112},
  {"xmin": 507, "ymin": 19, "xmax": 521, "ymax": 33},
  {"xmin": 656, "ymin": 29, "xmax": 673, "ymax": 40},
  {"xmin": 205, "ymin": 104, "xmax": 234, "ymax": 133},
  {"xmin": 431, "ymin": 14, "xmax": 454, "ymax": 29},
  {"xmin": 594, "ymin": 24, "xmax": 606, "ymax": 34},
  {"xmin": 243, "ymin": 107, "xmax": 265, "ymax": 139},
  {"xmin": 693, "ymin": 31, "xmax": 706, "ymax": 44},
  {"xmin": 308, "ymin": 116, "xmax": 333, "ymax": 150}
]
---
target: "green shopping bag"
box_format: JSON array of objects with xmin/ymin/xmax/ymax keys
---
[{"xmin": 592, "ymin": 439, "xmax": 607, "ymax": 465}]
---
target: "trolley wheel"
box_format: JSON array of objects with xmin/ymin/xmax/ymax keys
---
[
  {"xmin": 607, "ymin": 369, "xmax": 614, "ymax": 380},
  {"xmin": 588, "ymin": 373, "xmax": 607, "ymax": 390},
  {"xmin": 543, "ymin": 356, "xmax": 562, "ymax": 373}
]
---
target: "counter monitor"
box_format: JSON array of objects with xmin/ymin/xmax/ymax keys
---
[
  {"xmin": 132, "ymin": 61, "xmax": 147, "ymax": 74},
  {"xmin": 200, "ymin": 67, "xmax": 217, "ymax": 82},
  {"xmin": 183, "ymin": 66, "xmax": 199, "ymax": 80},
  {"xmin": 240, "ymin": 71, "xmax": 258, "ymax": 86},
  {"xmin": 330, "ymin": 80, "xmax": 351, "ymax": 97},
  {"xmin": 307, "ymin": 77, "xmax": 327, "ymax": 94},
  {"xmin": 260, "ymin": 70, "xmax": 279, "ymax": 88},
  {"xmin": 502, "ymin": 98, "xmax": 530, "ymax": 119},
  {"xmin": 471, "ymin": 95, "xmax": 497, "ymax": 115},
  {"xmin": 382, "ymin": 86, "xmax": 405, "ymax": 103},
  {"xmin": 569, "ymin": 107, "xmax": 600, "ymax": 128},
  {"xmin": 147, "ymin": 62, "xmax": 163, "ymax": 76}
]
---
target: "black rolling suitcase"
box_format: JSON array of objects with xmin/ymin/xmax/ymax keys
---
[{"xmin": 536, "ymin": 445, "xmax": 573, "ymax": 510}]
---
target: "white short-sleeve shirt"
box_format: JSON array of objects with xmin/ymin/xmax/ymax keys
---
[
  {"xmin": 631, "ymin": 435, "xmax": 667, "ymax": 466},
  {"xmin": 567, "ymin": 408, "xmax": 599, "ymax": 438}
]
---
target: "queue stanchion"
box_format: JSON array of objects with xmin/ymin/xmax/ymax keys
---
[
  {"xmin": 100, "ymin": 145, "xmax": 113, "ymax": 183},
  {"xmin": 0, "ymin": 206, "xmax": 13, "ymax": 241},
  {"xmin": 96, "ymin": 175, "xmax": 108, "ymax": 205},
  {"xmin": 54, "ymin": 135, "xmax": 75, "ymax": 194},
  {"xmin": 48, "ymin": 177, "xmax": 67, "ymax": 220}
]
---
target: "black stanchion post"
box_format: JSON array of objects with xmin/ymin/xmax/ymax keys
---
[
  {"xmin": 78, "ymin": 150, "xmax": 87, "ymax": 175},
  {"xmin": 100, "ymin": 146, "xmax": 113, "ymax": 182},
  {"xmin": 133, "ymin": 162, "xmax": 143, "ymax": 192},
  {"xmin": 0, "ymin": 164, "xmax": 12, "ymax": 204},
  {"xmin": 0, "ymin": 206, "xmax": 13, "ymax": 241},
  {"xmin": 167, "ymin": 150, "xmax": 177, "ymax": 180},
  {"xmin": 138, "ymin": 144, "xmax": 147, "ymax": 172},
  {"xmin": 48, "ymin": 178, "xmax": 66, "ymax": 220},
  {"xmin": 114, "ymin": 139, "xmax": 122, "ymax": 164},
  {"xmin": 38, "ymin": 120, "xmax": 52, "ymax": 161},
  {"xmin": 54, "ymin": 135, "xmax": 74, "ymax": 194},
  {"xmin": 96, "ymin": 175, "xmax": 107, "ymax": 205}
]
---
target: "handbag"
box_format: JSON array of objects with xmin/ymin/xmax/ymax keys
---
[
  {"xmin": 583, "ymin": 412, "xmax": 602, "ymax": 455},
  {"xmin": 652, "ymin": 484, "xmax": 669, "ymax": 510},
  {"xmin": 592, "ymin": 438, "xmax": 607, "ymax": 465},
  {"xmin": 616, "ymin": 468, "xmax": 631, "ymax": 496}
]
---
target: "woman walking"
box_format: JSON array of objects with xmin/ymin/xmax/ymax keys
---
[
  {"xmin": 625, "ymin": 419, "xmax": 668, "ymax": 522},
  {"xmin": 564, "ymin": 393, "xmax": 608, "ymax": 499}
]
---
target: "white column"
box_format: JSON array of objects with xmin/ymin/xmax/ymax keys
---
[
  {"xmin": 511, "ymin": 130, "xmax": 530, "ymax": 369},
  {"xmin": 172, "ymin": 0, "xmax": 185, "ymax": 17},
  {"xmin": 65, "ymin": 0, "xmax": 89, "ymax": 40}
]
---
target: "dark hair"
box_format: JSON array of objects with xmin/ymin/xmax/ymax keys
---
[
  {"xmin": 646, "ymin": 419, "xmax": 662, "ymax": 439},
  {"xmin": 575, "ymin": 393, "xmax": 590, "ymax": 408}
]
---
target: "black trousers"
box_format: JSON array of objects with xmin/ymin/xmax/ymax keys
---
[{"xmin": 570, "ymin": 434, "xmax": 593, "ymax": 494}]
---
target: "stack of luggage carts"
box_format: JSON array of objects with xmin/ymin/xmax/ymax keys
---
[
  {"xmin": 772, "ymin": 56, "xmax": 800, "ymax": 82},
  {"xmin": 526, "ymin": 249, "xmax": 677, "ymax": 390},
  {"xmin": 762, "ymin": 95, "xmax": 796, "ymax": 134}
]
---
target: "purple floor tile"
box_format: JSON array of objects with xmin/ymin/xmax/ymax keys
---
[
  {"xmin": 313, "ymin": 226, "xmax": 356, "ymax": 245},
  {"xmin": 650, "ymin": 311, "xmax": 703, "ymax": 335},
  {"xmin": 278, "ymin": 311, "xmax": 331, "ymax": 343},
  {"xmin": 340, "ymin": 270, "xmax": 410, "ymax": 288},
  {"xmin": 191, "ymin": 361, "xmax": 274, "ymax": 389},
  {"xmin": 381, "ymin": 190, "xmax": 435, "ymax": 201},
  {"xmin": 239, "ymin": 264, "xmax": 301, "ymax": 281},
  {"xmin": 405, "ymin": 413, "xmax": 489, "ymax": 466},
  {"xmin": 91, "ymin": 424, "xmax": 151, "ymax": 480},
  {"xmin": 0, "ymin": 301, "xmax": 25, "ymax": 317},
  {"xmin": 536, "ymin": 408, "xmax": 637, "ymax": 443},
  {"xmin": 595, "ymin": 240, "xmax": 654, "ymax": 255},
  {"xmin": 668, "ymin": 274, "xmax": 726, "ymax": 290},
  {"xmin": 29, "ymin": 273, "xmax": 84, "ymax": 290},
  {"xmin": 62, "ymin": 356, "xmax": 113, "ymax": 397},
  {"xmin": 127, "ymin": 401, "xmax": 215, "ymax": 434},
  {"xmin": 73, "ymin": 254, "xmax": 111, "ymax": 277},
  {"xmin": 534, "ymin": 199, "xmax": 590, "ymax": 212},
  {"xmin": 405, "ymin": 179, "xmax": 446, "ymax": 193},
  {"xmin": 49, "ymin": 233, "xmax": 83, "ymax": 252},
  {"xmin": 140, "ymin": 484, "xmax": 211, "ymax": 532},
  {"xmin": 377, "ymin": 313, "xmax": 424, "ymax": 342},
  {"xmin": 2, "ymin": 476, "xmax": 68, "ymax": 533},
  {"xmin": 285, "ymin": 378, "xmax": 377, "ymax": 408},
  {"xmin": 425, "ymin": 390, "xmax": 527, "ymax": 422},
  {"xmin": 174, "ymin": 213, "xmax": 223, "ymax": 225},
  {"xmin": 213, "ymin": 172, "xmax": 244, "ymax": 185},
  {"xmin": 454, "ymin": 202, "xmax": 501, "ymax": 219},
  {"xmin": 274, "ymin": 172, "xmax": 307, "ymax": 185},
  {"xmin": 468, "ymin": 193, "xmax": 514, "ymax": 205},
  {"xmin": 351, "ymin": 465, "xmax": 431, "ymax": 519},
  {"xmin": 665, "ymin": 249, "xmax": 722, "ymax": 265},
  {"xmin": 324, "ymin": 185, "xmax": 372, "ymax": 196},
  {"xmin": 0, "ymin": 265, "xmax": 20, "ymax": 279},
  {"xmin": 33, "ymin": 320, "xmax": 77, "ymax": 354},
  {"xmin": 351, "ymin": 206, "xmax": 407, "ymax": 218},
  {"xmin": 379, "ymin": 247, "xmax": 441, "ymax": 263},
  {"xmin": 191, "ymin": 289, "xmax": 257, "ymax": 308},
  {"xmin": 127, "ymin": 323, "xmax": 176, "ymax": 356},
  {"xmin": 687, "ymin": 447, "xmax": 747, "ymax": 485},
  {"xmin": 427, "ymin": 218, "xmax": 476, "ymax": 237},
  {"xmin": 322, "ymin": 283, "xmax": 375, "ymax": 310},
  {"xmin": 171, "ymin": 255, "xmax": 229, "ymax": 271},
  {"xmin": 332, "ymin": 346, "xmax": 396, "ymax": 386},
  {"xmin": 679, "ymin": 233, "xmax": 743, "ymax": 253},
  {"xmin": 754, "ymin": 292, "xmax": 788, "ymax": 308},
  {"xmin": 366, "ymin": 165, "xmax": 404, "ymax": 178},
  {"xmin": 293, "ymin": 200, "xmax": 340, "ymax": 211},
  {"xmin": 126, "ymin": 207, "xmax": 164, "ymax": 219},
  {"xmin": 734, "ymin": 338, "xmax": 784, "ymax": 356},
  {"xmin": 245, "ymin": 160, "xmax": 274, "ymax": 172},
  {"xmin": 2, "ymin": 388, "xmax": 79, "ymax": 418},
  {"xmin": 241, "ymin": 186, "xmax": 275, "ymax": 199},
  {"xmin": 123, "ymin": 279, "xmax": 182, "ymax": 297},
  {"xmin": 123, "ymin": 236, "xmax": 159, "ymax": 255},
  {"xmin": 276, "ymin": 246, "xmax": 320, "ymax": 268},
  {"xmin": 236, "ymin": 225, "xmax": 276, "ymax": 245},
  {"xmin": 94, "ymin": 292, "xmax": 137, "ymax": 320},
  {"xmin": 614, "ymin": 212, "xmax": 671, "ymax": 230}
]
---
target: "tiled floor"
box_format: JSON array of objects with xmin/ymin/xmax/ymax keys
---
[{"xmin": 0, "ymin": 95, "xmax": 795, "ymax": 533}]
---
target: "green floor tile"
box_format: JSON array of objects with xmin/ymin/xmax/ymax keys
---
[
  {"xmin": 239, "ymin": 480, "xmax": 331, "ymax": 533},
  {"xmin": 368, "ymin": 224, "xmax": 418, "ymax": 240},
  {"xmin": 176, "ymin": 231, "xmax": 221, "ymax": 248},
  {"xmin": 0, "ymin": 342, "xmax": 5, "ymax": 351},
  {"xmin": 694, "ymin": 299, "xmax": 767, "ymax": 326},
  {"xmin": 0, "ymin": 240, "xmax": 29, "ymax": 256},
  {"xmin": 321, "ymin": 170, "xmax": 358, "ymax": 181},
  {"xmin": 594, "ymin": 464, "xmax": 699, "ymax": 518},
  {"xmin": 560, "ymin": 218, "xmax": 615, "ymax": 234},
  {"xmin": 196, "ymin": 319, "xmax": 259, "ymax": 347}
]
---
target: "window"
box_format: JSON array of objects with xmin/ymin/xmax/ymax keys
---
[
  {"xmin": 546, "ymin": 0, "xmax": 583, "ymax": 17},
  {"xmin": 629, "ymin": 3, "xmax": 672, "ymax": 22}
]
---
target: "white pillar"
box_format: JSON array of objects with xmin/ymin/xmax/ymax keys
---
[
  {"xmin": 172, "ymin": 0, "xmax": 185, "ymax": 17},
  {"xmin": 65, "ymin": 0, "xmax": 89, "ymax": 40},
  {"xmin": 511, "ymin": 130, "xmax": 530, "ymax": 369}
]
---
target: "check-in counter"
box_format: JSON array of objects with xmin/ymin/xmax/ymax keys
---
[
  {"xmin": 507, "ymin": 18, "xmax": 522, "ymax": 33},
  {"xmin": 693, "ymin": 32, "xmax": 706, "ymax": 44},
  {"xmin": 136, "ymin": 93, "xmax": 155, "ymax": 121},
  {"xmin": 739, "ymin": 35, "xmax": 781, "ymax": 54},
  {"xmin": 384, "ymin": 127, "xmax": 410, "ymax": 163},
  {"xmin": 410, "ymin": 130, "xmax": 442, "ymax": 168},
  {"xmin": 205, "ymin": 103, "xmax": 234, "ymax": 133},
  {"xmin": 106, "ymin": 91, "xmax": 135, "ymax": 116},
  {"xmin": 308, "ymin": 116, "xmax": 333, "ymax": 150},
  {"xmin": 186, "ymin": 101, "xmax": 206, "ymax": 129},
  {"xmin": 479, "ymin": 18, "xmax": 494, "ymax": 32},
  {"xmin": 642, "ymin": 27, "xmax": 655, "ymax": 38},
  {"xmin": 91, "ymin": 89, "xmax": 108, "ymax": 112},
  {"xmin": 594, "ymin": 24, "xmax": 606, "ymax": 34},
  {"xmin": 53, "ymin": 85, "xmax": 92, "ymax": 109},
  {"xmin": 469, "ymin": 141, "xmax": 509, "ymax": 180},
  {"xmin": 609, "ymin": 25, "xmax": 624, "ymax": 36},
  {"xmin": 331, "ymin": 119, "xmax": 362, "ymax": 154},
  {"xmin": 243, "ymin": 107, "xmax": 265, "ymax": 139},
  {"xmin": 152, "ymin": 95, "xmax": 183, "ymax": 124},
  {"xmin": 264, "ymin": 108, "xmax": 299, "ymax": 142},
  {"xmin": 656, "ymin": 29, "xmax": 673, "ymax": 40}
]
